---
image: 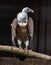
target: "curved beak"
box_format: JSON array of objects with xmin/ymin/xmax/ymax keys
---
[{"xmin": 31, "ymin": 10, "xmax": 34, "ymax": 13}]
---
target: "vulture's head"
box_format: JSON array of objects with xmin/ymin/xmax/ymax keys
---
[
  {"xmin": 17, "ymin": 7, "xmax": 34, "ymax": 26},
  {"xmin": 22, "ymin": 7, "xmax": 34, "ymax": 13}
]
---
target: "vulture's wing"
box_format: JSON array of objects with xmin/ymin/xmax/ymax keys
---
[
  {"xmin": 11, "ymin": 18, "xmax": 17, "ymax": 39},
  {"xmin": 28, "ymin": 17, "xmax": 34, "ymax": 41},
  {"xmin": 11, "ymin": 18, "xmax": 17, "ymax": 30}
]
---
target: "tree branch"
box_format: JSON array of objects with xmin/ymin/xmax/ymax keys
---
[{"xmin": 0, "ymin": 45, "xmax": 51, "ymax": 60}]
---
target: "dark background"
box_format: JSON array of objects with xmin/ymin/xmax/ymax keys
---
[{"xmin": 0, "ymin": 0, "xmax": 51, "ymax": 55}]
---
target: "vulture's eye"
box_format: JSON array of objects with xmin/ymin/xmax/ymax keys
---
[{"xmin": 27, "ymin": 9, "xmax": 29, "ymax": 10}]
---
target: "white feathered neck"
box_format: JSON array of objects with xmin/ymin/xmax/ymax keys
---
[
  {"xmin": 17, "ymin": 7, "xmax": 34, "ymax": 22},
  {"xmin": 17, "ymin": 7, "xmax": 34, "ymax": 26}
]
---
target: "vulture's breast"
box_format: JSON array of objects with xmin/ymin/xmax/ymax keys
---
[{"xmin": 16, "ymin": 24, "xmax": 29, "ymax": 42}]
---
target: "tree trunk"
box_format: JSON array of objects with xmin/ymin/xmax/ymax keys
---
[{"xmin": 0, "ymin": 45, "xmax": 51, "ymax": 60}]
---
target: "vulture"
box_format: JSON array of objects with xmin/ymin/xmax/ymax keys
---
[{"xmin": 11, "ymin": 7, "xmax": 34, "ymax": 53}]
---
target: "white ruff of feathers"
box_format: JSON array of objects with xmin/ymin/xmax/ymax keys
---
[
  {"xmin": 17, "ymin": 12, "xmax": 28, "ymax": 26},
  {"xmin": 17, "ymin": 7, "xmax": 34, "ymax": 27}
]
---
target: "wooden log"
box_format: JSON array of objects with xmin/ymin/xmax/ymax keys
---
[{"xmin": 0, "ymin": 45, "xmax": 51, "ymax": 60}]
